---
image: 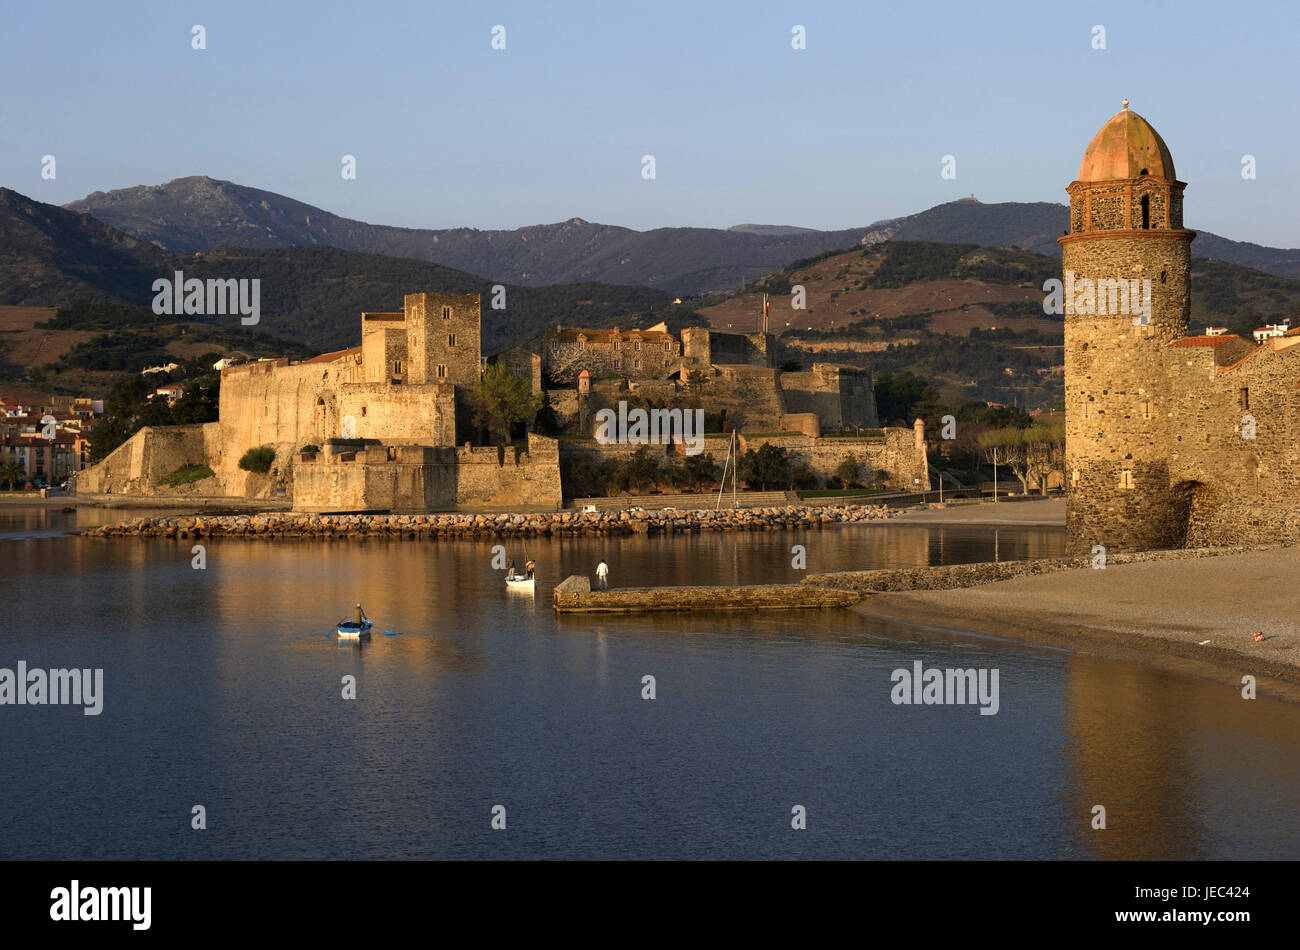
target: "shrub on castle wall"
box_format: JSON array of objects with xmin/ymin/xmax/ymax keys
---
[{"xmin": 238, "ymin": 446, "xmax": 275, "ymax": 474}]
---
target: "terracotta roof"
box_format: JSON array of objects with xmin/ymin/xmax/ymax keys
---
[
  {"xmin": 1078, "ymin": 104, "xmax": 1176, "ymax": 181},
  {"xmin": 1166, "ymin": 335, "xmax": 1241, "ymax": 348},
  {"xmin": 304, "ymin": 346, "xmax": 363, "ymax": 365},
  {"xmin": 1217, "ymin": 346, "xmax": 1268, "ymax": 372}
]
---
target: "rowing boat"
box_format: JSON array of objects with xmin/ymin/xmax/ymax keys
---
[{"xmin": 336, "ymin": 619, "xmax": 373, "ymax": 638}]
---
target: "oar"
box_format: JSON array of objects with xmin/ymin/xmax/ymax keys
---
[{"xmin": 384, "ymin": 629, "xmax": 404, "ymax": 636}]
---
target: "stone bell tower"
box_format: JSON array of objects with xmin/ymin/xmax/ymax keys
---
[{"xmin": 1061, "ymin": 101, "xmax": 1196, "ymax": 554}]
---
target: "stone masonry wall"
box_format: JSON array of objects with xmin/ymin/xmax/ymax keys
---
[{"xmin": 75, "ymin": 423, "xmax": 219, "ymax": 494}]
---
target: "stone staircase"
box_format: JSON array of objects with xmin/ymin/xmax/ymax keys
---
[{"xmin": 571, "ymin": 491, "xmax": 795, "ymax": 511}]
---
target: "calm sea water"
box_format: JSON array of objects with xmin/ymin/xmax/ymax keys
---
[{"xmin": 2, "ymin": 506, "xmax": 1297, "ymax": 860}]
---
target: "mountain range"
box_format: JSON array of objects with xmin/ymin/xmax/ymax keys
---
[
  {"xmin": 0, "ymin": 187, "xmax": 674, "ymax": 356},
  {"xmin": 64, "ymin": 176, "xmax": 1300, "ymax": 293}
]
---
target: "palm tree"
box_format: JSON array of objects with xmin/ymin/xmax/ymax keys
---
[{"xmin": 0, "ymin": 459, "xmax": 26, "ymax": 491}]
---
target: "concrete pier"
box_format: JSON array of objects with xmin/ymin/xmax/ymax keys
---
[{"xmin": 552, "ymin": 575, "xmax": 861, "ymax": 613}]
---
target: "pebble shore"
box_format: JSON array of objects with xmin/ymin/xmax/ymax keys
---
[{"xmin": 81, "ymin": 504, "xmax": 905, "ymax": 539}]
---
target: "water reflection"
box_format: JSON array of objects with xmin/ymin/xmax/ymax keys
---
[{"xmin": 3, "ymin": 508, "xmax": 1298, "ymax": 860}]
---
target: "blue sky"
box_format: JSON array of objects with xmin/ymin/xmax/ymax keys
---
[{"xmin": 2, "ymin": 0, "xmax": 1297, "ymax": 246}]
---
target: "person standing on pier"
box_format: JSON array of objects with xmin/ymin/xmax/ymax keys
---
[{"xmin": 596, "ymin": 560, "xmax": 609, "ymax": 589}]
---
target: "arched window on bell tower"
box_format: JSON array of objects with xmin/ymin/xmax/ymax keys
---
[{"xmin": 1140, "ymin": 194, "xmax": 1150, "ymax": 229}]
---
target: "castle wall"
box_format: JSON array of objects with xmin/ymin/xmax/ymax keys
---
[
  {"xmin": 779, "ymin": 364, "xmax": 879, "ymax": 429},
  {"xmin": 293, "ymin": 445, "xmax": 458, "ymax": 512},
  {"xmin": 454, "ymin": 433, "xmax": 563, "ymax": 508},
  {"xmin": 75, "ymin": 423, "xmax": 220, "ymax": 495},
  {"xmin": 293, "ymin": 436, "xmax": 561, "ymax": 512},
  {"xmin": 741, "ymin": 429, "xmax": 927, "ymax": 490},
  {"xmin": 1165, "ymin": 338, "xmax": 1300, "ymax": 545},
  {"xmin": 561, "ymin": 427, "xmax": 926, "ymax": 491}
]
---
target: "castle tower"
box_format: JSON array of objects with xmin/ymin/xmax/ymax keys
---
[
  {"xmin": 402, "ymin": 292, "xmax": 482, "ymax": 387},
  {"xmin": 1061, "ymin": 102, "xmax": 1196, "ymax": 554}
]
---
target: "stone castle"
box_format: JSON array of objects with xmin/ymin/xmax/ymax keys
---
[
  {"xmin": 77, "ymin": 289, "xmax": 924, "ymax": 510},
  {"xmin": 1063, "ymin": 102, "xmax": 1300, "ymax": 553}
]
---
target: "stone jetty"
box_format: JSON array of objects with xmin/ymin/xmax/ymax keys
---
[
  {"xmin": 553, "ymin": 575, "xmax": 862, "ymax": 612},
  {"xmin": 81, "ymin": 504, "xmax": 903, "ymax": 540}
]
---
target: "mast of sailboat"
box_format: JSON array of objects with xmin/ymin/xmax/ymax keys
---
[
  {"xmin": 732, "ymin": 429, "xmax": 738, "ymax": 508},
  {"xmin": 716, "ymin": 432, "xmax": 730, "ymax": 510}
]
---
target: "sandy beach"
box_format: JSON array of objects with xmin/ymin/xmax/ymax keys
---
[
  {"xmin": 852, "ymin": 545, "xmax": 1300, "ymax": 697},
  {"xmin": 887, "ymin": 496, "xmax": 1065, "ymax": 527}
]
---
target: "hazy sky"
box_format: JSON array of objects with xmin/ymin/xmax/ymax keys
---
[{"xmin": 3, "ymin": 0, "xmax": 1297, "ymax": 246}]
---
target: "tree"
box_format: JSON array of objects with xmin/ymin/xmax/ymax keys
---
[
  {"xmin": 835, "ymin": 454, "xmax": 861, "ymax": 488},
  {"xmin": 0, "ymin": 460, "xmax": 25, "ymax": 490},
  {"xmin": 620, "ymin": 446, "xmax": 662, "ymax": 493},
  {"xmin": 685, "ymin": 369, "xmax": 708, "ymax": 407},
  {"xmin": 171, "ymin": 383, "xmax": 220, "ymax": 424},
  {"xmin": 1023, "ymin": 420, "xmax": 1065, "ymax": 494},
  {"xmin": 738, "ymin": 443, "xmax": 792, "ymax": 491},
  {"xmin": 874, "ymin": 372, "xmax": 939, "ymax": 427},
  {"xmin": 472, "ymin": 362, "xmax": 540, "ymax": 444},
  {"xmin": 533, "ymin": 390, "xmax": 564, "ymax": 436},
  {"xmin": 977, "ymin": 428, "xmax": 1029, "ymax": 494},
  {"xmin": 681, "ymin": 452, "xmax": 718, "ymax": 490},
  {"xmin": 547, "ymin": 340, "xmax": 610, "ymax": 383}
]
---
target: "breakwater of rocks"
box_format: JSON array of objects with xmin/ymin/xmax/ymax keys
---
[{"xmin": 81, "ymin": 504, "xmax": 905, "ymax": 540}]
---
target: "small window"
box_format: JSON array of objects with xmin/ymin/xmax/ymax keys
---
[
  {"xmin": 578, "ymin": 340, "xmax": 585, "ymax": 350},
  {"xmin": 1119, "ymin": 470, "xmax": 1135, "ymax": 490},
  {"xmin": 1140, "ymin": 194, "xmax": 1150, "ymax": 229},
  {"xmin": 393, "ymin": 360, "xmax": 403, "ymax": 375},
  {"xmin": 1160, "ymin": 270, "xmax": 1167, "ymax": 284},
  {"xmin": 612, "ymin": 340, "xmax": 620, "ymax": 351},
  {"xmin": 437, "ymin": 364, "xmax": 447, "ymax": 378},
  {"xmin": 442, "ymin": 306, "xmax": 451, "ymax": 320},
  {"xmin": 633, "ymin": 359, "xmax": 641, "ymax": 369},
  {"xmin": 634, "ymin": 340, "xmax": 641, "ymax": 351},
  {"xmin": 361, "ymin": 406, "xmax": 367, "ymax": 416},
  {"xmin": 1239, "ymin": 387, "xmax": 1249, "ymax": 410},
  {"xmin": 551, "ymin": 342, "xmax": 559, "ymax": 353},
  {"xmin": 664, "ymin": 341, "xmax": 671, "ymax": 352},
  {"xmin": 448, "ymin": 333, "xmax": 456, "ymax": 347}
]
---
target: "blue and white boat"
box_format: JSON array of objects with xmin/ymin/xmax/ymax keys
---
[{"xmin": 336, "ymin": 619, "xmax": 373, "ymax": 639}]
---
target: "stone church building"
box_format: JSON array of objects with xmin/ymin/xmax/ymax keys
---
[{"xmin": 1064, "ymin": 102, "xmax": 1300, "ymax": 553}]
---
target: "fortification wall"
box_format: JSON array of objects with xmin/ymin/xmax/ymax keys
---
[
  {"xmin": 779, "ymin": 364, "xmax": 879, "ymax": 429},
  {"xmin": 561, "ymin": 426, "xmax": 926, "ymax": 491},
  {"xmin": 293, "ymin": 447, "xmax": 458, "ymax": 512},
  {"xmin": 75, "ymin": 423, "xmax": 219, "ymax": 494},
  {"xmin": 455, "ymin": 433, "xmax": 563, "ymax": 507},
  {"xmin": 742, "ymin": 429, "xmax": 926, "ymax": 490}
]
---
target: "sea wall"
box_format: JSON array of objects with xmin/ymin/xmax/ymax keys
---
[
  {"xmin": 82, "ymin": 502, "xmax": 903, "ymax": 539},
  {"xmin": 805, "ymin": 543, "xmax": 1281, "ymax": 593}
]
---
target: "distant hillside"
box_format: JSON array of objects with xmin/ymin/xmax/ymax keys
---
[
  {"xmin": 698, "ymin": 240, "xmax": 1300, "ymax": 408},
  {"xmin": 1, "ymin": 188, "xmax": 676, "ymax": 357},
  {"xmin": 0, "ymin": 187, "xmax": 172, "ymax": 303},
  {"xmin": 64, "ymin": 177, "xmax": 868, "ymax": 295},
  {"xmin": 66, "ymin": 177, "xmax": 1300, "ymax": 291}
]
